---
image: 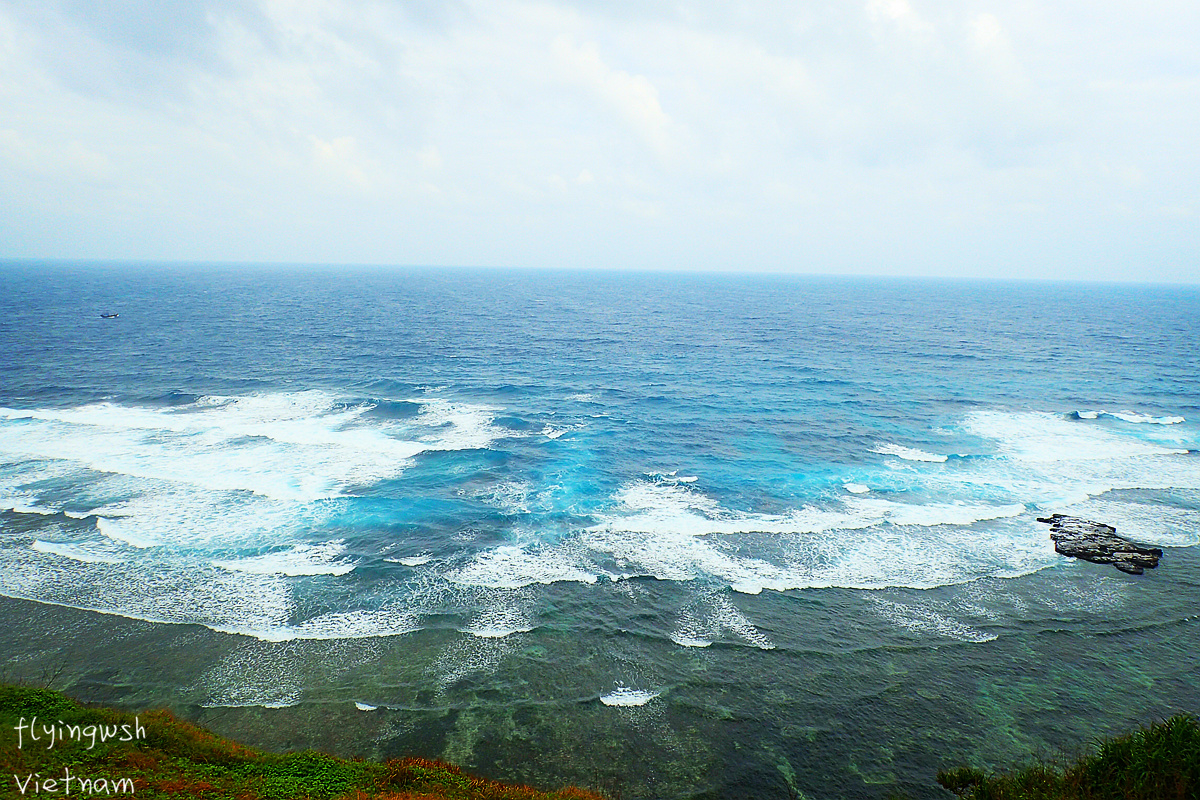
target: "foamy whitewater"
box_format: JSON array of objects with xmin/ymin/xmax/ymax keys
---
[{"xmin": 2, "ymin": 265, "xmax": 1198, "ymax": 799}]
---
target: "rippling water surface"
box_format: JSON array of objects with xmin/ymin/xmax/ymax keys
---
[{"xmin": 2, "ymin": 263, "xmax": 1198, "ymax": 798}]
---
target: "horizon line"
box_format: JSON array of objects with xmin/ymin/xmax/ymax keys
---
[{"xmin": 2, "ymin": 257, "xmax": 1198, "ymax": 288}]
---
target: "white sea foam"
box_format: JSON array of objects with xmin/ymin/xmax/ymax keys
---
[
  {"xmin": 198, "ymin": 644, "xmax": 302, "ymax": 708},
  {"xmin": 355, "ymin": 702, "xmax": 378, "ymax": 711},
  {"xmin": 870, "ymin": 443, "xmax": 948, "ymax": 462},
  {"xmin": 872, "ymin": 598, "xmax": 997, "ymax": 643},
  {"xmin": 599, "ymin": 686, "xmax": 660, "ymax": 706},
  {"xmin": 645, "ymin": 470, "xmax": 698, "ymax": 484},
  {"xmin": 387, "ymin": 555, "xmax": 432, "ymax": 567},
  {"xmin": 0, "ymin": 547, "xmax": 294, "ymax": 636},
  {"xmin": 882, "ymin": 500, "xmax": 1025, "ymax": 528},
  {"xmin": 0, "ymin": 498, "xmax": 58, "ymax": 515},
  {"xmin": 449, "ymin": 544, "xmax": 597, "ymax": 589},
  {"xmin": 465, "ymin": 625, "xmax": 533, "ymax": 638},
  {"xmin": 88, "ymin": 486, "xmax": 307, "ymax": 549},
  {"xmin": 252, "ymin": 607, "xmax": 422, "ymax": 642},
  {"xmin": 966, "ymin": 410, "xmax": 1187, "ymax": 463},
  {"xmin": 431, "ymin": 634, "xmax": 515, "ymax": 695},
  {"xmin": 1076, "ymin": 409, "xmax": 1185, "ymax": 425},
  {"xmin": 0, "ymin": 402, "xmax": 369, "ymax": 502},
  {"xmin": 576, "ymin": 479, "xmax": 1042, "ymax": 594},
  {"xmin": 0, "ymin": 392, "xmax": 508, "ymax": 502},
  {"xmin": 0, "ymin": 391, "xmax": 524, "ymax": 639},
  {"xmin": 5, "ymin": 399, "xmax": 1195, "ymax": 640},
  {"xmin": 1038, "ymin": 575, "xmax": 1131, "ymax": 615},
  {"xmin": 589, "ymin": 481, "xmax": 1023, "ymax": 539},
  {"xmin": 461, "ymin": 596, "xmax": 535, "ymax": 638},
  {"xmin": 668, "ymin": 632, "xmax": 712, "ymax": 648},
  {"xmin": 714, "ymin": 597, "xmax": 776, "ymax": 647},
  {"xmin": 3, "ymin": 393, "xmax": 373, "ymax": 451},
  {"xmin": 32, "ymin": 540, "xmax": 122, "ymax": 565},
  {"xmin": 415, "ymin": 399, "xmax": 504, "ymax": 452},
  {"xmin": 584, "ymin": 491, "xmax": 785, "ymax": 588},
  {"xmin": 943, "ymin": 409, "xmax": 1200, "ymax": 523},
  {"xmin": 542, "ymin": 424, "xmax": 567, "ymax": 439},
  {"xmin": 213, "ymin": 541, "xmax": 355, "ymax": 576},
  {"xmin": 672, "ymin": 593, "xmax": 775, "ymax": 649},
  {"xmin": 484, "ymin": 481, "xmax": 533, "ymax": 514},
  {"xmin": 97, "ymin": 517, "xmax": 160, "ymax": 548},
  {"xmin": 1057, "ymin": 498, "xmax": 1200, "ymax": 548}
]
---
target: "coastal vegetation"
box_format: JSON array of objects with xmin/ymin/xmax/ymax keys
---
[
  {"xmin": 937, "ymin": 713, "xmax": 1199, "ymax": 800},
  {"xmin": 0, "ymin": 684, "xmax": 602, "ymax": 799}
]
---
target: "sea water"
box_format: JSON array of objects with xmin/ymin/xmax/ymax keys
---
[{"xmin": 1, "ymin": 263, "xmax": 1198, "ymax": 798}]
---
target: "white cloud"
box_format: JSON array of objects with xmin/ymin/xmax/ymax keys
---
[
  {"xmin": 966, "ymin": 12, "xmax": 1025, "ymax": 96},
  {"xmin": 0, "ymin": 0, "xmax": 1197, "ymax": 281},
  {"xmin": 968, "ymin": 12, "xmax": 1003, "ymax": 50},
  {"xmin": 866, "ymin": 0, "xmax": 934, "ymax": 42},
  {"xmin": 552, "ymin": 35, "xmax": 674, "ymax": 157},
  {"xmin": 0, "ymin": 126, "xmax": 113, "ymax": 182},
  {"xmin": 417, "ymin": 145, "xmax": 442, "ymax": 171},
  {"xmin": 309, "ymin": 134, "xmax": 372, "ymax": 189}
]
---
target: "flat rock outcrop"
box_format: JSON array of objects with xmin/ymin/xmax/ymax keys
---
[{"xmin": 1036, "ymin": 514, "xmax": 1162, "ymax": 575}]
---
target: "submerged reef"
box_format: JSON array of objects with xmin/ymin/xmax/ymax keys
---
[
  {"xmin": 1036, "ymin": 514, "xmax": 1163, "ymax": 575},
  {"xmin": 3, "ymin": 683, "xmax": 1197, "ymax": 800}
]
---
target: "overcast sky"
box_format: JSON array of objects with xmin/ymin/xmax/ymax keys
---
[{"xmin": 1, "ymin": 0, "xmax": 1197, "ymax": 280}]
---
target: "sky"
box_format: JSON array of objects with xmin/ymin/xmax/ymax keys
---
[{"xmin": 1, "ymin": 0, "xmax": 1197, "ymax": 281}]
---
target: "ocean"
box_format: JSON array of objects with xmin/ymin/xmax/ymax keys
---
[{"xmin": 1, "ymin": 262, "xmax": 1198, "ymax": 798}]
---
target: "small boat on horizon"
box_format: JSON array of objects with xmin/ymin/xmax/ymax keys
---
[{"xmin": 100, "ymin": 313, "xmax": 119, "ymax": 318}]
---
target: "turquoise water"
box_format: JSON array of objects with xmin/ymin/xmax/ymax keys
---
[{"xmin": 1, "ymin": 263, "xmax": 1198, "ymax": 797}]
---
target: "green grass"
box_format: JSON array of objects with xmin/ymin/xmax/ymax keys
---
[
  {"xmin": 0, "ymin": 684, "xmax": 603, "ymax": 799},
  {"xmin": 937, "ymin": 713, "xmax": 1200, "ymax": 800}
]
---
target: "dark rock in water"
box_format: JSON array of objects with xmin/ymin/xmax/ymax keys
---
[{"xmin": 1036, "ymin": 514, "xmax": 1163, "ymax": 575}]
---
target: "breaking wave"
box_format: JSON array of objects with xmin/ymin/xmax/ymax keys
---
[{"xmin": 1, "ymin": 398, "xmax": 1196, "ymax": 642}]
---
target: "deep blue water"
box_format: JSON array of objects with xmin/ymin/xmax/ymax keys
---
[{"xmin": 2, "ymin": 262, "xmax": 1199, "ymax": 798}]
